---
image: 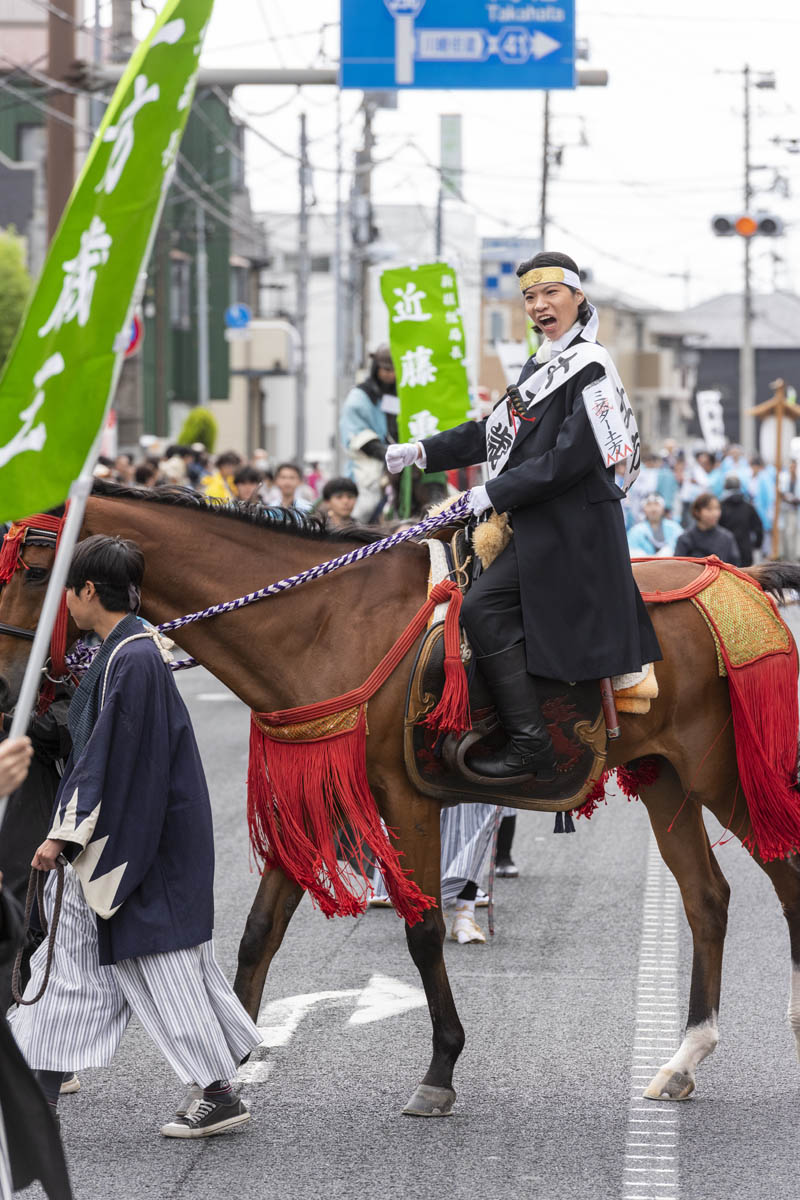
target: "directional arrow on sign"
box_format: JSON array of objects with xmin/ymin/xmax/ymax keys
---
[{"xmin": 530, "ymin": 31, "xmax": 561, "ymax": 59}]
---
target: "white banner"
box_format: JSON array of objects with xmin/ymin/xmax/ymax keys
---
[{"xmin": 695, "ymin": 389, "xmax": 726, "ymax": 453}]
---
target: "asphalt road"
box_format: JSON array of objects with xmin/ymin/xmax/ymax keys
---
[{"xmin": 27, "ymin": 615, "xmax": 800, "ymax": 1200}]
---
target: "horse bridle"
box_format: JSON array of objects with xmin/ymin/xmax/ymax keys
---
[
  {"xmin": 0, "ymin": 525, "xmax": 59, "ymax": 643},
  {"xmin": 0, "ymin": 520, "xmax": 71, "ymax": 706}
]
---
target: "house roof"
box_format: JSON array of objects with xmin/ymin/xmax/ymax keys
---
[{"xmin": 650, "ymin": 291, "xmax": 800, "ymax": 349}]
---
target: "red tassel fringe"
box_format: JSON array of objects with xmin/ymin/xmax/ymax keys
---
[
  {"xmin": 424, "ymin": 584, "xmax": 471, "ymax": 736},
  {"xmin": 725, "ymin": 647, "xmax": 800, "ymax": 861},
  {"xmin": 247, "ymin": 710, "xmax": 436, "ymax": 924},
  {"xmin": 575, "ymin": 757, "xmax": 661, "ymax": 821}
]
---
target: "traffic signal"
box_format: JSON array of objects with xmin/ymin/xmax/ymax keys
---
[{"xmin": 711, "ymin": 213, "xmax": 784, "ymax": 237}]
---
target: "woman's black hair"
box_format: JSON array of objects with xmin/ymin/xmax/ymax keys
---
[
  {"xmin": 516, "ymin": 250, "xmax": 591, "ymax": 328},
  {"xmin": 66, "ymin": 534, "xmax": 144, "ymax": 613}
]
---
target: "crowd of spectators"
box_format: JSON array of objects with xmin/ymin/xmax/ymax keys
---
[
  {"xmin": 94, "ymin": 444, "xmax": 361, "ymax": 532},
  {"xmin": 621, "ymin": 441, "xmax": 798, "ymax": 566},
  {"xmin": 100, "ymin": 435, "xmax": 800, "ymax": 565}
]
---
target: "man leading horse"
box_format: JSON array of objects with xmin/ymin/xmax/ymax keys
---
[{"xmin": 386, "ymin": 250, "xmax": 662, "ymax": 782}]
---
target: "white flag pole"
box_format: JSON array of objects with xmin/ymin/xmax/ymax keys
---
[{"xmin": 0, "ymin": 452, "xmax": 97, "ymax": 829}]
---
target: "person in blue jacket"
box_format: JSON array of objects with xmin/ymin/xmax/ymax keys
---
[{"xmin": 627, "ymin": 494, "xmax": 683, "ymax": 557}]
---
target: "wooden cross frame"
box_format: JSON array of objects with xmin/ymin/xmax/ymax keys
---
[{"xmin": 749, "ymin": 378, "xmax": 800, "ymax": 559}]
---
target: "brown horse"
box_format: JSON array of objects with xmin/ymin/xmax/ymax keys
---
[{"xmin": 2, "ymin": 481, "xmax": 800, "ymax": 1115}]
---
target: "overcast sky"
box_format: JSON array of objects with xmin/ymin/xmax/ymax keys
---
[{"xmin": 128, "ymin": 0, "xmax": 800, "ymax": 312}]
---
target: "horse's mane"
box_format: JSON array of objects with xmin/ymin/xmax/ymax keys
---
[{"xmin": 89, "ymin": 478, "xmax": 386, "ymax": 544}]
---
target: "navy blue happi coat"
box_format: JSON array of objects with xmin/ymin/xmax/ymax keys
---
[{"xmin": 48, "ymin": 614, "xmax": 214, "ymax": 966}]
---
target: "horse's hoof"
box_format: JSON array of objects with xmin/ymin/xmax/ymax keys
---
[
  {"xmin": 402, "ymin": 1084, "xmax": 456, "ymax": 1117},
  {"xmin": 643, "ymin": 1068, "xmax": 695, "ymax": 1102}
]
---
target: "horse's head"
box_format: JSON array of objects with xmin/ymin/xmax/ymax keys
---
[{"xmin": 0, "ymin": 519, "xmax": 73, "ymax": 709}]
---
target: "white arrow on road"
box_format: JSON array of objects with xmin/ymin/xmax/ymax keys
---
[
  {"xmin": 238, "ymin": 975, "xmax": 427, "ymax": 1085},
  {"xmin": 530, "ymin": 31, "xmax": 561, "ymax": 59},
  {"xmin": 349, "ymin": 973, "xmax": 428, "ymax": 1025}
]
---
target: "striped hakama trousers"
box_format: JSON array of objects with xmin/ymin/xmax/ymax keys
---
[
  {"xmin": 372, "ymin": 803, "xmax": 513, "ymax": 908},
  {"xmin": 9, "ymin": 867, "xmax": 261, "ymax": 1087},
  {"xmin": 0, "ymin": 1108, "xmax": 10, "ymax": 1200}
]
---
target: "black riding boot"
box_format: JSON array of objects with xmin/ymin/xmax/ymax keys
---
[{"xmin": 468, "ymin": 643, "xmax": 557, "ymax": 781}]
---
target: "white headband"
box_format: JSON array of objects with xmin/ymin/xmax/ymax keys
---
[{"xmin": 519, "ymin": 265, "xmax": 582, "ymax": 292}]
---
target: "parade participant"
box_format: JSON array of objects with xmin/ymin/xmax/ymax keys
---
[
  {"xmin": 0, "ymin": 685, "xmax": 73, "ymax": 1012},
  {"xmin": 387, "ymin": 250, "xmax": 661, "ymax": 781},
  {"xmin": 232, "ymin": 465, "xmax": 263, "ymax": 505},
  {"xmin": 720, "ymin": 475, "xmax": 763, "ymax": 567},
  {"xmin": 321, "ymin": 477, "xmax": 359, "ymax": 530},
  {"xmin": 10, "ymin": 535, "xmax": 262, "ymax": 1139},
  {"xmin": 275, "ymin": 462, "xmax": 312, "ymax": 514},
  {"xmin": 340, "ymin": 345, "xmax": 397, "ymax": 523},
  {"xmin": 675, "ymin": 492, "xmax": 741, "ymax": 564},
  {"xmin": 627, "ymin": 493, "xmax": 683, "ymax": 557},
  {"xmin": 202, "ymin": 451, "xmax": 241, "ymax": 501}
]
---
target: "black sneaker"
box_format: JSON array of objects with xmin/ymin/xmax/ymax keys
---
[{"xmin": 160, "ymin": 1096, "xmax": 250, "ymax": 1139}]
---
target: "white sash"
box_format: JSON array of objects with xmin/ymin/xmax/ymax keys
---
[{"xmin": 484, "ymin": 342, "xmax": 641, "ymax": 492}]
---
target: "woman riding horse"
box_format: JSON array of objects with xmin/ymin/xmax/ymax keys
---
[{"xmin": 387, "ymin": 251, "xmax": 662, "ymax": 781}]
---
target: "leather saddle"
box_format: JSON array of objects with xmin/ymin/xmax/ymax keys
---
[{"xmin": 404, "ymin": 527, "xmax": 607, "ymax": 811}]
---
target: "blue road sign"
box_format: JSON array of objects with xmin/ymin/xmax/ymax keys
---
[
  {"xmin": 341, "ymin": 0, "xmax": 575, "ymax": 90},
  {"xmin": 225, "ymin": 303, "xmax": 252, "ymax": 329}
]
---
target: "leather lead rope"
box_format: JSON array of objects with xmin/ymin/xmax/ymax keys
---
[{"xmin": 11, "ymin": 859, "xmax": 65, "ymax": 1006}]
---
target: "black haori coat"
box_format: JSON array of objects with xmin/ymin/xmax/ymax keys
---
[{"xmin": 422, "ymin": 335, "xmax": 662, "ymax": 681}]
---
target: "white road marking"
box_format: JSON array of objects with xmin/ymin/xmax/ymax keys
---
[
  {"xmin": 196, "ymin": 691, "xmax": 240, "ymax": 701},
  {"xmin": 237, "ymin": 975, "xmax": 428, "ymax": 1089},
  {"xmin": 348, "ymin": 973, "xmax": 428, "ymax": 1025},
  {"xmin": 622, "ymin": 833, "xmax": 682, "ymax": 1200}
]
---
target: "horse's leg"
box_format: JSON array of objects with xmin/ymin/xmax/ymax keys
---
[
  {"xmin": 638, "ymin": 760, "xmax": 731, "ymax": 1101},
  {"xmin": 234, "ymin": 866, "xmax": 304, "ymax": 1022},
  {"xmin": 691, "ymin": 775, "xmax": 800, "ymax": 1066},
  {"xmin": 374, "ymin": 774, "xmax": 465, "ymax": 1117},
  {"xmin": 746, "ymin": 856, "xmax": 800, "ymax": 1061}
]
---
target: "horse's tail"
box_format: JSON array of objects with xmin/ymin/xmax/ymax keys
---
[{"xmin": 743, "ymin": 561, "xmax": 800, "ymax": 605}]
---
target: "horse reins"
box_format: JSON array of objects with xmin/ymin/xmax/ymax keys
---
[{"xmin": 11, "ymin": 859, "xmax": 65, "ymax": 1006}]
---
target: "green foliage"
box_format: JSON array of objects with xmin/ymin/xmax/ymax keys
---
[
  {"xmin": 178, "ymin": 407, "xmax": 218, "ymax": 452},
  {"xmin": 0, "ymin": 228, "xmax": 32, "ymax": 370}
]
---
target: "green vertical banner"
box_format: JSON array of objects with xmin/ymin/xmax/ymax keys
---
[
  {"xmin": 0, "ymin": 0, "xmax": 214, "ymax": 522},
  {"xmin": 380, "ymin": 261, "xmax": 471, "ymax": 443}
]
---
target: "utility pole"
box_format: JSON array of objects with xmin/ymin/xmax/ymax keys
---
[
  {"xmin": 195, "ymin": 204, "xmax": 210, "ymax": 408},
  {"xmin": 110, "ymin": 0, "xmax": 135, "ymax": 62},
  {"xmin": 539, "ymin": 74, "xmax": 606, "ymax": 248},
  {"xmin": 333, "ymin": 91, "xmax": 345, "ymax": 473},
  {"xmin": 353, "ymin": 96, "xmax": 376, "ymax": 367},
  {"xmin": 539, "ymin": 91, "xmax": 551, "ymax": 248},
  {"xmin": 295, "ymin": 112, "xmax": 310, "ymax": 464},
  {"xmin": 47, "ymin": 0, "xmax": 75, "ymax": 240},
  {"xmin": 740, "ymin": 64, "xmax": 756, "ymax": 457}
]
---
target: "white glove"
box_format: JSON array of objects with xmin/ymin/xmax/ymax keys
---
[
  {"xmin": 466, "ymin": 485, "xmax": 492, "ymax": 517},
  {"xmin": 385, "ymin": 442, "xmax": 422, "ymax": 474}
]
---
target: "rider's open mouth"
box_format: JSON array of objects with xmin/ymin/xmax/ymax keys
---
[{"xmin": 539, "ymin": 316, "xmax": 557, "ymax": 331}]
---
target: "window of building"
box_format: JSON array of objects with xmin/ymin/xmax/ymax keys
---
[
  {"xmin": 486, "ymin": 308, "xmax": 509, "ymax": 343},
  {"xmin": 657, "ymin": 396, "xmax": 672, "ymax": 440},
  {"xmin": 17, "ymin": 123, "xmax": 44, "ymax": 164},
  {"xmin": 170, "ymin": 257, "xmax": 192, "ymax": 331},
  {"xmin": 230, "ymin": 263, "xmax": 249, "ymax": 306}
]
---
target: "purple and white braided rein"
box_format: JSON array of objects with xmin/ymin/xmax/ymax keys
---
[{"xmin": 64, "ymin": 494, "xmax": 472, "ymax": 675}]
